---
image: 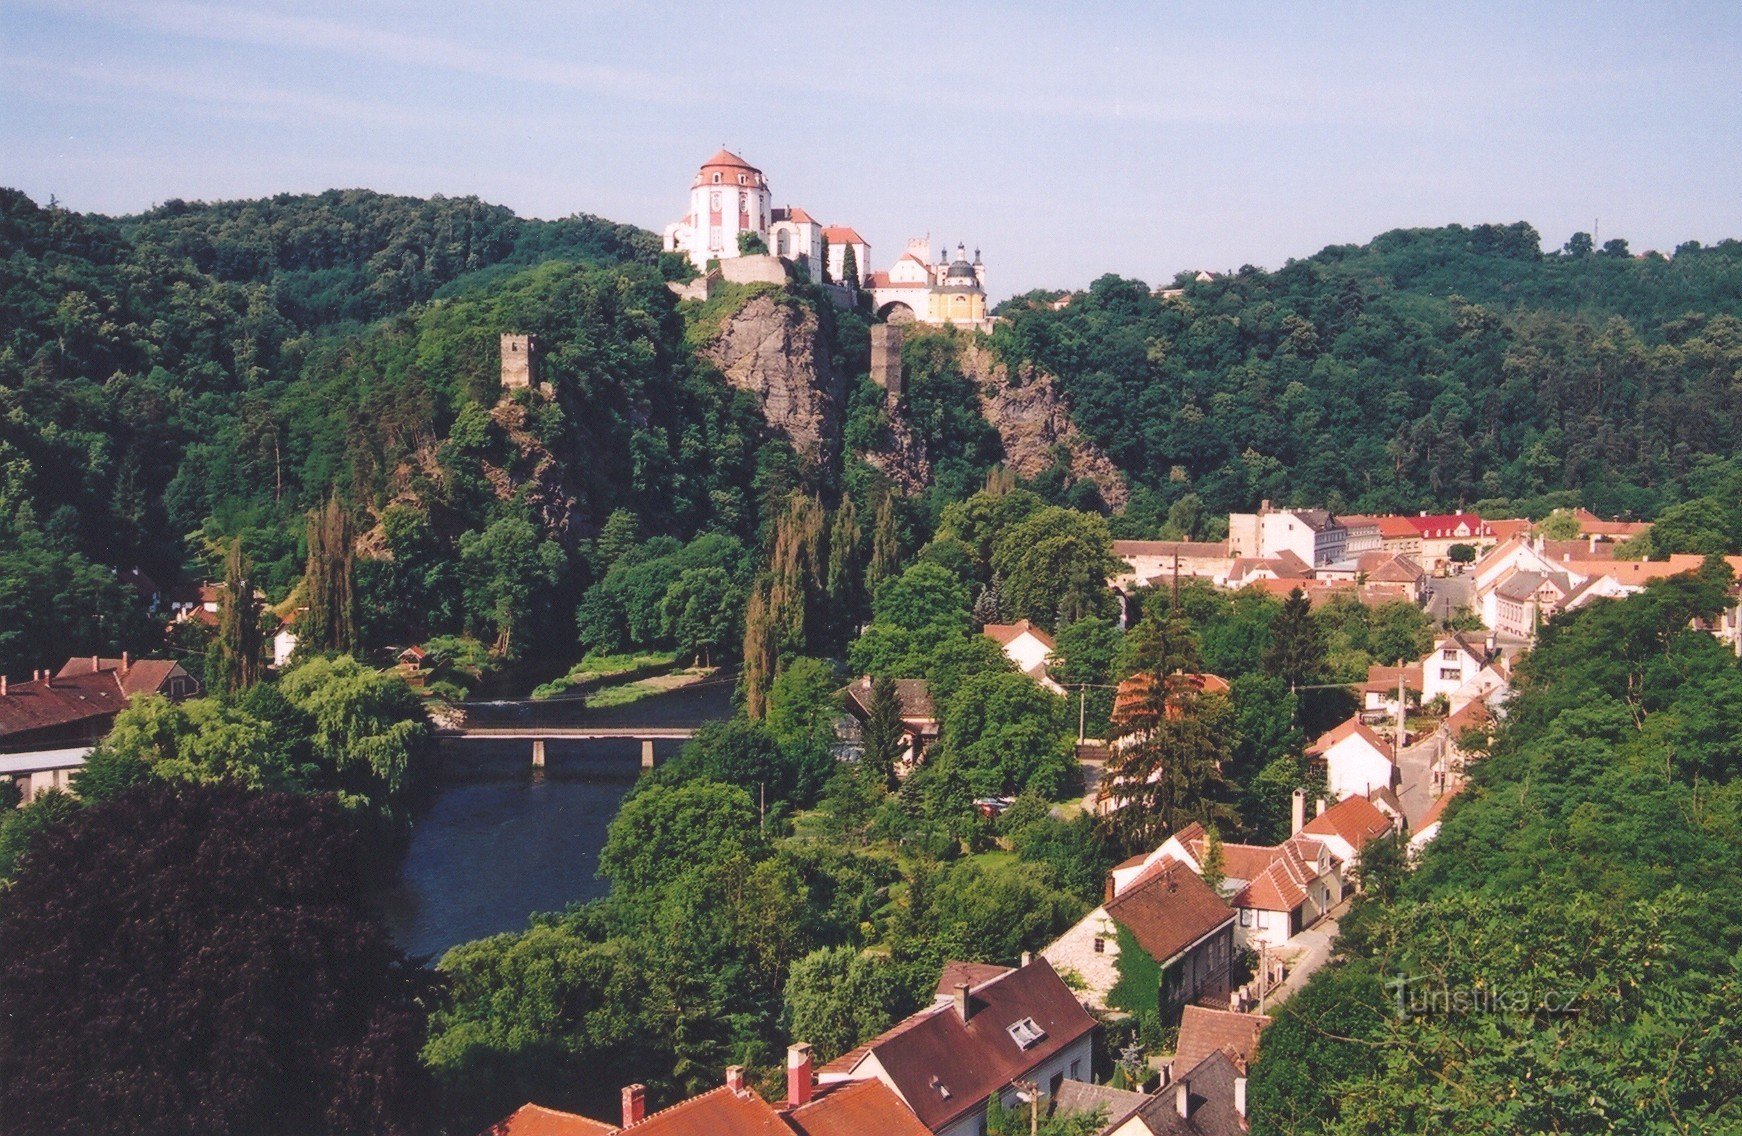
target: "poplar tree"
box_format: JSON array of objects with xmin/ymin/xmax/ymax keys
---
[
  {"xmin": 742, "ymin": 494, "xmax": 827, "ymax": 718},
  {"xmin": 303, "ymin": 494, "xmax": 358, "ymax": 655},
  {"xmin": 215, "ymin": 542, "xmax": 264, "ymax": 694},
  {"xmin": 867, "ymin": 491, "xmax": 900, "ymax": 597},
  {"xmin": 826, "ymin": 496, "xmax": 863, "ymax": 640}
]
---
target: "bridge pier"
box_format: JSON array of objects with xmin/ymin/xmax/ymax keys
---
[
  {"xmin": 532, "ymin": 739, "xmax": 546, "ymax": 769},
  {"xmin": 641, "ymin": 738, "xmax": 655, "ymax": 771}
]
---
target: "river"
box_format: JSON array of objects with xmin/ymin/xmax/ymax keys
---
[{"xmin": 375, "ymin": 671, "xmax": 735, "ymax": 961}]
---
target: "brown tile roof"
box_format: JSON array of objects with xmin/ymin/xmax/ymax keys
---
[
  {"xmin": 1131, "ymin": 1048, "xmax": 1247, "ymax": 1135},
  {"xmin": 1051, "ymin": 1079, "xmax": 1149, "ymax": 1126},
  {"xmin": 484, "ymin": 1104, "xmax": 619, "ymax": 1136},
  {"xmin": 782, "ymin": 1078, "xmax": 928, "ymax": 1136},
  {"xmin": 981, "ymin": 619, "xmax": 1055, "ymax": 650},
  {"xmin": 1359, "ymin": 551, "xmax": 1425, "ymax": 582},
  {"xmin": 1307, "ymin": 716, "xmax": 1395, "ymax": 761},
  {"xmin": 1570, "ymin": 508, "xmax": 1652, "ymax": 538},
  {"xmin": 1301, "ymin": 794, "xmax": 1393, "ymax": 852},
  {"xmin": 933, "ymin": 960, "xmax": 1013, "ymax": 1000},
  {"xmin": 1105, "ymin": 858, "xmax": 1235, "ymax": 968},
  {"xmin": 53, "ymin": 657, "xmax": 191, "ymax": 698},
  {"xmin": 628, "ymin": 1086, "xmax": 788, "ymax": 1136},
  {"xmin": 1484, "ymin": 518, "xmax": 1532, "ymax": 542},
  {"xmin": 1173, "ymin": 1006, "xmax": 1270, "ymax": 1076},
  {"xmin": 1442, "ymin": 698, "xmax": 1491, "ymax": 740},
  {"xmin": 1362, "ymin": 664, "xmax": 1422, "ymax": 695},
  {"xmin": 839, "ymin": 677, "xmax": 936, "ymax": 724},
  {"xmin": 0, "ymin": 668, "xmax": 129, "ymax": 743},
  {"xmin": 845, "ymin": 959, "xmax": 1097, "ymax": 1133}
]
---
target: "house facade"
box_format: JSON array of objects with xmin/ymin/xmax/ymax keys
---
[{"xmin": 1307, "ymin": 716, "xmax": 1399, "ymax": 801}]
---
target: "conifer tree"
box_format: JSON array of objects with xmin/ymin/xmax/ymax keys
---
[
  {"xmin": 743, "ymin": 494, "xmax": 827, "ymax": 717},
  {"xmin": 1200, "ymin": 826, "xmax": 1227, "ymax": 894},
  {"xmin": 1263, "ymin": 587, "xmax": 1325, "ymax": 689},
  {"xmin": 826, "ymin": 497, "xmax": 863, "ymax": 641},
  {"xmin": 971, "ymin": 574, "xmax": 1005, "ymax": 625},
  {"xmin": 302, "ymin": 494, "xmax": 358, "ymax": 655},
  {"xmin": 215, "ymin": 542, "xmax": 263, "ymax": 694},
  {"xmin": 860, "ymin": 675, "xmax": 906, "ymax": 791},
  {"xmin": 1102, "ymin": 604, "xmax": 1237, "ymax": 849},
  {"xmin": 840, "ymin": 244, "xmax": 859, "ymax": 289}
]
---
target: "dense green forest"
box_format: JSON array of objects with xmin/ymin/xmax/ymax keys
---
[
  {"xmin": 1249, "ymin": 564, "xmax": 1742, "ymax": 1133},
  {"xmin": 994, "ymin": 223, "xmax": 1742, "ymax": 526}
]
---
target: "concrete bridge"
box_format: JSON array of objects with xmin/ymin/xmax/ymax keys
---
[{"xmin": 436, "ymin": 726, "xmax": 697, "ymax": 770}]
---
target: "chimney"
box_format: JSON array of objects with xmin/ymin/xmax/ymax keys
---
[
  {"xmin": 1105, "ymin": 872, "xmax": 1116, "ymax": 905},
  {"xmin": 787, "ymin": 1043, "xmax": 814, "ymax": 1107},
  {"xmin": 621, "ymin": 1084, "xmax": 646, "ymax": 1128},
  {"xmin": 1175, "ymin": 1079, "xmax": 1190, "ymax": 1118},
  {"xmin": 725, "ymin": 1065, "xmax": 745, "ymax": 1094},
  {"xmin": 1316, "ymin": 797, "xmax": 1327, "ymax": 817},
  {"xmin": 1, "ymin": 675, "xmax": 7, "ymax": 696},
  {"xmin": 953, "ymin": 982, "xmax": 971, "ymax": 1023},
  {"xmin": 91, "ymin": 654, "xmax": 99, "ymax": 670},
  {"xmin": 1291, "ymin": 788, "xmax": 1305, "ymax": 835},
  {"xmin": 1234, "ymin": 1060, "xmax": 1248, "ymax": 1119},
  {"xmin": 121, "ymin": 651, "xmax": 131, "ymax": 675},
  {"xmin": 1020, "ymin": 950, "xmax": 1032, "ymax": 967}
]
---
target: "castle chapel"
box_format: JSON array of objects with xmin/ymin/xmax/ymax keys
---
[{"xmin": 662, "ymin": 150, "xmax": 988, "ymax": 329}]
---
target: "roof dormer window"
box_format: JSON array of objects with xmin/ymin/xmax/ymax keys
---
[{"xmin": 1006, "ymin": 1017, "xmax": 1047, "ymax": 1050}]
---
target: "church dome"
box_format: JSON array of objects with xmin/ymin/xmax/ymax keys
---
[
  {"xmin": 694, "ymin": 149, "xmax": 764, "ymax": 188},
  {"xmin": 945, "ymin": 258, "xmax": 978, "ymax": 281}
]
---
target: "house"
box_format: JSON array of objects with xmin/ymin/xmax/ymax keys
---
[
  {"xmin": 982, "ymin": 620, "xmax": 1066, "ymax": 695},
  {"xmin": 1298, "ymin": 793, "xmax": 1396, "ymax": 869},
  {"xmin": 1083, "ymin": 1049, "xmax": 1251, "ymax": 1136},
  {"xmin": 838, "ymin": 677, "xmax": 939, "ymax": 767},
  {"xmin": 273, "ymin": 618, "xmax": 300, "ymax": 669},
  {"xmin": 1171, "ymin": 1006, "xmax": 1269, "ymax": 1084},
  {"xmin": 1490, "ymin": 568, "xmax": 1577, "ymax": 640},
  {"xmin": 1435, "ymin": 698, "xmax": 1492, "ymax": 794},
  {"xmin": 1041, "ymin": 858, "xmax": 1235, "ymax": 1022},
  {"xmin": 1361, "ymin": 663, "xmax": 1422, "ymax": 720},
  {"xmin": 1419, "ymin": 633, "xmax": 1493, "ymax": 704},
  {"xmin": 484, "ymin": 1050, "xmax": 928, "ymax": 1136},
  {"xmin": 1109, "ymin": 541, "xmax": 1232, "ymax": 593},
  {"xmin": 1152, "ymin": 819, "xmax": 1345, "ymax": 950},
  {"xmin": 819, "ymin": 957, "xmax": 1097, "ymax": 1136},
  {"xmin": 1568, "ymin": 508, "xmax": 1652, "ymax": 542},
  {"xmin": 1227, "ymin": 503, "xmax": 1347, "ymax": 567},
  {"xmin": 1306, "ymin": 716, "xmax": 1399, "ymax": 801},
  {"xmin": 1406, "ymin": 512, "xmax": 1495, "ymax": 574},
  {"xmin": 0, "ymin": 656, "xmax": 200, "ymax": 753},
  {"xmin": 1409, "ymin": 780, "xmax": 1464, "ymax": 858}
]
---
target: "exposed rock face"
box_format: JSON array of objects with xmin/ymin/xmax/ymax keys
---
[
  {"xmin": 484, "ymin": 399, "xmax": 584, "ymax": 539},
  {"xmin": 956, "ymin": 341, "xmax": 1129, "ymax": 509},
  {"xmin": 701, "ymin": 293, "xmax": 842, "ymax": 467},
  {"xmin": 859, "ymin": 411, "xmax": 932, "ymax": 494}
]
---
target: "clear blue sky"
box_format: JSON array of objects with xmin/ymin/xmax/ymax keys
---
[{"xmin": 4, "ymin": 1, "xmax": 1739, "ymax": 296}]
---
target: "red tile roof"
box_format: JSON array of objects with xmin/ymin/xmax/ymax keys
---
[
  {"xmin": 1231, "ymin": 839, "xmax": 1324, "ymax": 913},
  {"xmin": 842, "ymin": 959, "xmax": 1096, "ymax": 1133},
  {"xmin": 1112, "ymin": 672, "xmax": 1231, "ymax": 727},
  {"xmin": 782, "ymin": 1078, "xmax": 928, "ymax": 1136},
  {"xmin": 1405, "ymin": 514, "xmax": 1492, "ymax": 540},
  {"xmin": 1442, "ymin": 698, "xmax": 1491, "ymax": 740},
  {"xmin": 981, "ymin": 619, "xmax": 1056, "ymax": 650},
  {"xmin": 629, "ymin": 1086, "xmax": 788, "ymax": 1136},
  {"xmin": 53, "ymin": 657, "xmax": 192, "ymax": 699},
  {"xmin": 484, "ymin": 1104, "xmax": 619, "ymax": 1136},
  {"xmin": 1173, "ymin": 1006, "xmax": 1270, "ymax": 1076},
  {"xmin": 0, "ymin": 668, "xmax": 130, "ymax": 742},
  {"xmin": 1363, "ymin": 664, "xmax": 1422, "ymax": 696},
  {"xmin": 1105, "ymin": 858, "xmax": 1236, "ymax": 968},
  {"xmin": 1301, "ymin": 794, "xmax": 1393, "ymax": 853},
  {"xmin": 821, "ymin": 226, "xmax": 867, "ymax": 246}
]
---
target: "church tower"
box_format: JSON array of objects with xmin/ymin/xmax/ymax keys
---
[{"xmin": 664, "ymin": 150, "xmax": 772, "ymax": 270}]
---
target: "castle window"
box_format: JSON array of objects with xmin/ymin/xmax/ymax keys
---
[
  {"xmin": 738, "ymin": 174, "xmax": 746, "ymax": 184},
  {"xmin": 776, "ymin": 231, "xmax": 791, "ymax": 255},
  {"xmin": 712, "ymin": 173, "xmax": 721, "ymax": 183}
]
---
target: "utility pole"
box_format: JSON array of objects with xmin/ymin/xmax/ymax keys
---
[
  {"xmin": 1011, "ymin": 1080, "xmax": 1040, "ymax": 1136},
  {"xmin": 1395, "ymin": 658, "xmax": 1407, "ymax": 755}
]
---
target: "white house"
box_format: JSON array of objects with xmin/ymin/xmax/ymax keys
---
[
  {"xmin": 1299, "ymin": 792, "xmax": 1397, "ymax": 870},
  {"xmin": 981, "ymin": 620, "xmax": 1065, "ymax": 695},
  {"xmin": 1420, "ymin": 633, "xmax": 1493, "ymax": 704},
  {"xmin": 1228, "ymin": 503, "xmax": 1347, "ymax": 567},
  {"xmin": 1152, "ymin": 817, "xmax": 1345, "ymax": 951},
  {"xmin": 1308, "ymin": 716, "xmax": 1399, "ymax": 801}
]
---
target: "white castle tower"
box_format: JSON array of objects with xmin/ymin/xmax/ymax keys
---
[{"xmin": 663, "ymin": 149, "xmax": 773, "ymax": 270}]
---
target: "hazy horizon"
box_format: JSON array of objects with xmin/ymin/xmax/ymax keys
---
[{"xmin": 5, "ymin": 1, "xmax": 1739, "ymax": 296}]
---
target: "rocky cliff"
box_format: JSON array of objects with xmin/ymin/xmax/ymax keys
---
[
  {"xmin": 956, "ymin": 341, "xmax": 1129, "ymax": 509},
  {"xmin": 699, "ymin": 292, "xmax": 842, "ymax": 468}
]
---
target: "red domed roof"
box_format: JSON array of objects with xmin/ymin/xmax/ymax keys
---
[{"xmin": 693, "ymin": 149, "xmax": 764, "ymax": 187}]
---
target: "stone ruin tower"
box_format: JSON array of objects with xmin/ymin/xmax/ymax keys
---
[
  {"xmin": 869, "ymin": 324, "xmax": 903, "ymax": 403},
  {"xmin": 500, "ymin": 333, "xmax": 540, "ymax": 391}
]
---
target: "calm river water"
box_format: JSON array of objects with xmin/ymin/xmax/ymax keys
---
[{"xmin": 375, "ymin": 672, "xmax": 735, "ymax": 961}]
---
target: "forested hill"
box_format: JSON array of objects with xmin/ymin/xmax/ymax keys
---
[
  {"xmin": 993, "ymin": 223, "xmax": 1742, "ymax": 527},
  {"xmin": 119, "ymin": 189, "xmax": 660, "ymax": 328}
]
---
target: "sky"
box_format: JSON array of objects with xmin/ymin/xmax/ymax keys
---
[{"xmin": 3, "ymin": 1, "xmax": 1740, "ymax": 297}]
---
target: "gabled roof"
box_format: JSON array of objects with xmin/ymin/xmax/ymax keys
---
[
  {"xmin": 982, "ymin": 619, "xmax": 1056, "ymax": 650},
  {"xmin": 1306, "ymin": 716, "xmax": 1395, "ymax": 761},
  {"xmin": 1363, "ymin": 664, "xmax": 1422, "ymax": 696},
  {"xmin": 782, "ymin": 1078, "xmax": 928, "ymax": 1136},
  {"xmin": 54, "ymin": 656, "xmax": 190, "ymax": 698},
  {"xmin": 772, "ymin": 205, "xmax": 816, "ymax": 226},
  {"xmin": 1111, "ymin": 672, "xmax": 1230, "ymax": 726},
  {"xmin": 1105, "ymin": 858, "xmax": 1235, "ymax": 968},
  {"xmin": 1484, "ymin": 517, "xmax": 1532, "ymax": 542},
  {"xmin": 839, "ymin": 677, "xmax": 936, "ymax": 724},
  {"xmin": 1360, "ymin": 552, "xmax": 1425, "ymax": 583},
  {"xmin": 1130, "ymin": 1048, "xmax": 1247, "ymax": 1136},
  {"xmin": 1173, "ymin": 1006, "xmax": 1270, "ymax": 1076},
  {"xmin": 628, "ymin": 1086, "xmax": 788, "ymax": 1136},
  {"xmin": 821, "ymin": 226, "xmax": 867, "ymax": 245},
  {"xmin": 933, "ymin": 960, "xmax": 1012, "ymax": 999},
  {"xmin": 0, "ymin": 668, "xmax": 129, "ymax": 740},
  {"xmin": 1405, "ymin": 513, "xmax": 1492, "ymax": 540},
  {"xmin": 1301, "ymin": 794, "xmax": 1393, "ymax": 852},
  {"xmin": 484, "ymin": 1103, "xmax": 619, "ymax": 1136},
  {"xmin": 1051, "ymin": 1079, "xmax": 1149, "ymax": 1126},
  {"xmin": 847, "ymin": 959, "xmax": 1097, "ymax": 1133},
  {"xmin": 1231, "ymin": 838, "xmax": 1326, "ymax": 913},
  {"xmin": 1442, "ymin": 697, "xmax": 1491, "ymax": 740}
]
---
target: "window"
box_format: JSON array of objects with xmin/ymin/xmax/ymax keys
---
[
  {"xmin": 1239, "ymin": 908, "xmax": 1252, "ymax": 927},
  {"xmin": 737, "ymin": 174, "xmax": 745, "ymax": 184},
  {"xmin": 1049, "ymin": 1072, "xmax": 1064, "ymax": 1099},
  {"xmin": 1440, "ymin": 668, "xmax": 1461, "ymax": 681},
  {"xmin": 1442, "ymin": 648, "xmax": 1458, "ymax": 661},
  {"xmin": 1007, "ymin": 1017, "xmax": 1047, "ymax": 1050},
  {"xmin": 1070, "ymin": 1060, "xmax": 1081, "ymax": 1080},
  {"xmin": 1092, "ymin": 935, "xmax": 1104, "ymax": 953},
  {"xmin": 712, "ymin": 172, "xmax": 721, "ymax": 183}
]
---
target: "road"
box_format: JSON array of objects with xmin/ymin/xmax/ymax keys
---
[{"xmin": 1394, "ymin": 734, "xmax": 1443, "ymax": 830}]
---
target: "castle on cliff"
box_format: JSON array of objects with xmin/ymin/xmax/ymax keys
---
[{"xmin": 662, "ymin": 150, "xmax": 988, "ymax": 329}]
